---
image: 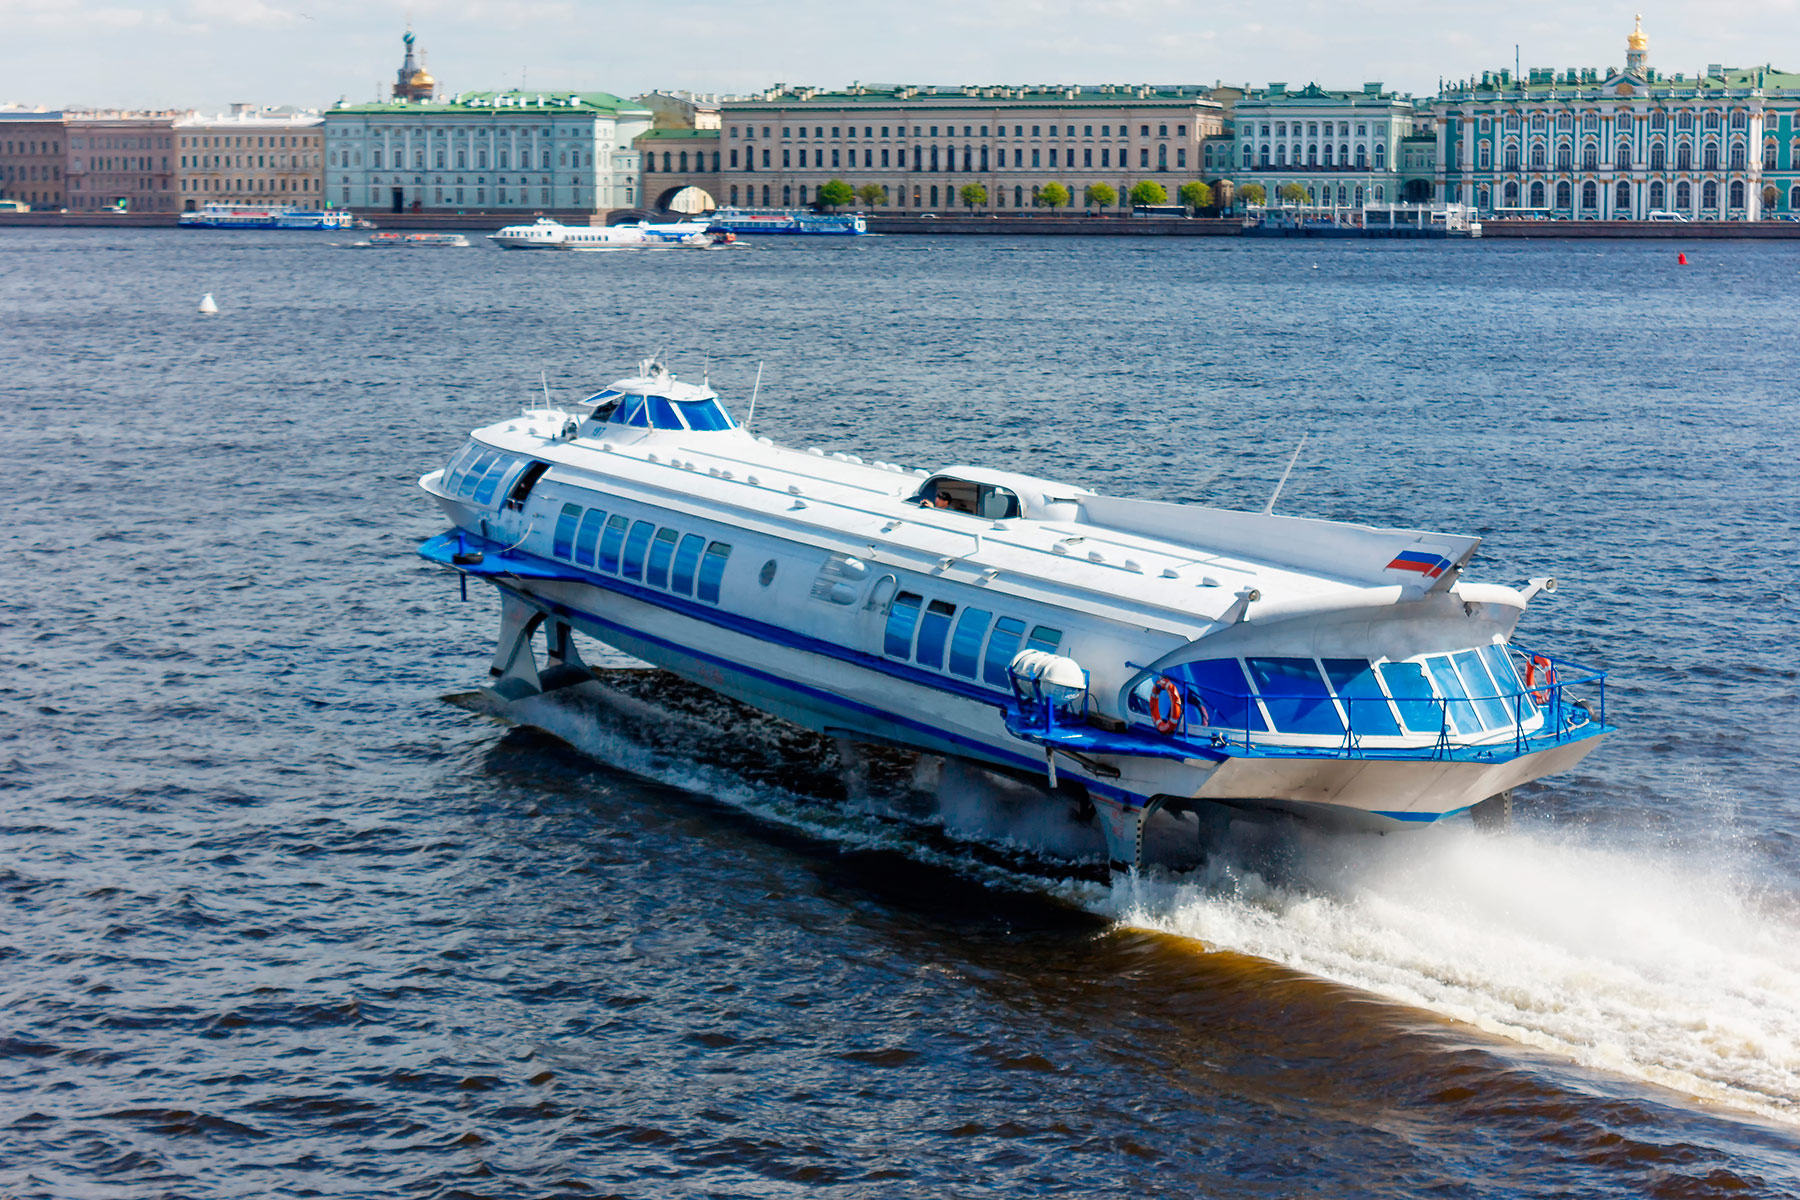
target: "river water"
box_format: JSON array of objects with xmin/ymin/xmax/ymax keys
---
[{"xmin": 2, "ymin": 227, "xmax": 1798, "ymax": 1197}]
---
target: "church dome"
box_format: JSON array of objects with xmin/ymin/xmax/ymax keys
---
[
  {"xmin": 411, "ymin": 68, "xmax": 435, "ymax": 89},
  {"xmin": 1627, "ymin": 15, "xmax": 1647, "ymax": 51}
]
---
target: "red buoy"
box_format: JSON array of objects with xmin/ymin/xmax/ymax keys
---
[{"xmin": 1678, "ymin": 252, "xmax": 1688, "ymax": 265}]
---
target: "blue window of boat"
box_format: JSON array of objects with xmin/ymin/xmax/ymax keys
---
[
  {"xmin": 1322, "ymin": 659, "xmax": 1401, "ymax": 736},
  {"xmin": 456, "ymin": 450, "xmax": 495, "ymax": 498},
  {"xmin": 472, "ymin": 458, "xmax": 513, "ymax": 506},
  {"xmin": 948, "ymin": 607, "xmax": 992, "ymax": 678},
  {"xmin": 671, "ymin": 533, "xmax": 705, "ymax": 594},
  {"xmin": 1377, "ymin": 661, "xmax": 1442, "ymax": 733},
  {"xmin": 982, "ymin": 616, "xmax": 1026, "ymax": 685},
  {"xmin": 647, "ymin": 527, "xmax": 678, "ymax": 588},
  {"xmin": 675, "ymin": 398, "xmax": 734, "ymax": 431},
  {"xmin": 611, "ymin": 395, "xmax": 648, "ymax": 427},
  {"xmin": 646, "ymin": 395, "xmax": 681, "ymax": 429},
  {"xmin": 599, "ymin": 514, "xmax": 628, "ymax": 572},
  {"xmin": 573, "ymin": 509, "xmax": 606, "ymax": 567},
  {"xmin": 622, "ymin": 520, "xmax": 654, "ymax": 580},
  {"xmin": 552, "ymin": 503, "xmax": 582, "ymax": 560},
  {"xmin": 697, "ymin": 541, "xmax": 731, "ymax": 603},
  {"xmin": 1176, "ymin": 658, "xmax": 1266, "ymax": 732},
  {"xmin": 1481, "ymin": 644, "xmax": 1535, "ymax": 720},
  {"xmin": 1247, "ymin": 657, "xmax": 1343, "ymax": 735},
  {"xmin": 1424, "ymin": 655, "xmax": 1481, "ymax": 734},
  {"xmin": 1454, "ymin": 649, "xmax": 1513, "ymax": 729},
  {"xmin": 442, "ymin": 443, "xmax": 478, "ymax": 491},
  {"xmin": 1027, "ymin": 625, "xmax": 1062, "ymax": 653},
  {"xmin": 885, "ymin": 592, "xmax": 923, "ymax": 658},
  {"xmin": 583, "ymin": 388, "xmax": 623, "ymax": 406},
  {"xmin": 916, "ymin": 600, "xmax": 957, "ymax": 669}
]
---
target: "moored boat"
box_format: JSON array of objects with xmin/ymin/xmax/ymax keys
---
[
  {"xmin": 417, "ymin": 361, "xmax": 1612, "ymax": 871},
  {"xmin": 705, "ymin": 207, "xmax": 866, "ymax": 236},
  {"xmin": 178, "ymin": 203, "xmax": 355, "ymax": 230},
  {"xmin": 488, "ymin": 216, "xmax": 732, "ymax": 249}
]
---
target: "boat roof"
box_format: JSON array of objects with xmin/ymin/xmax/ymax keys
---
[{"xmin": 456, "ymin": 377, "xmax": 1509, "ymax": 637}]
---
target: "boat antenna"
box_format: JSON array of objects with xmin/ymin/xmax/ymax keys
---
[
  {"xmin": 745, "ymin": 361, "xmax": 764, "ymax": 430},
  {"xmin": 702, "ymin": 352, "xmax": 711, "ymax": 387},
  {"xmin": 540, "ymin": 369, "xmax": 551, "ymax": 408},
  {"xmin": 1263, "ymin": 433, "xmax": 1308, "ymax": 514}
]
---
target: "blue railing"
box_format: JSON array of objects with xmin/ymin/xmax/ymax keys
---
[
  {"xmin": 1007, "ymin": 648, "xmax": 1610, "ymax": 765},
  {"xmin": 1132, "ymin": 647, "xmax": 1607, "ymax": 761}
]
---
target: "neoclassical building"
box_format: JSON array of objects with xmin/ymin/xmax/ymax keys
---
[
  {"xmin": 322, "ymin": 32, "xmax": 652, "ymax": 216},
  {"xmin": 1229, "ymin": 82, "xmax": 1420, "ymax": 210},
  {"xmin": 706, "ymin": 83, "xmax": 1225, "ymax": 211},
  {"xmin": 1432, "ymin": 17, "xmax": 1800, "ymax": 219},
  {"xmin": 176, "ymin": 108, "xmax": 323, "ymax": 210}
]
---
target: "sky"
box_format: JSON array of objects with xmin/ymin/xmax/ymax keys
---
[{"xmin": 3, "ymin": 0, "xmax": 1796, "ymax": 114}]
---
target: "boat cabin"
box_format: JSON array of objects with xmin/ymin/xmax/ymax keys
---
[{"xmin": 581, "ymin": 364, "xmax": 736, "ymax": 434}]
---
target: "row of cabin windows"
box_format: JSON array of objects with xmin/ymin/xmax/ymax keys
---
[
  {"xmin": 1163, "ymin": 645, "xmax": 1529, "ymax": 738},
  {"xmin": 1491, "ymin": 178, "xmax": 1744, "ymax": 211},
  {"xmin": 884, "ymin": 591, "xmax": 1060, "ymax": 687},
  {"xmin": 552, "ymin": 503, "xmax": 731, "ymax": 603}
]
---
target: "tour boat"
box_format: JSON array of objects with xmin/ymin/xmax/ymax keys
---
[
  {"xmin": 417, "ymin": 361, "xmax": 1612, "ymax": 871},
  {"xmin": 488, "ymin": 216, "xmax": 732, "ymax": 249},
  {"xmin": 705, "ymin": 207, "xmax": 866, "ymax": 236},
  {"xmin": 178, "ymin": 203, "xmax": 354, "ymax": 230}
]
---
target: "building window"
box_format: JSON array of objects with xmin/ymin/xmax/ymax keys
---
[
  {"xmin": 1677, "ymin": 180, "xmax": 1691, "ymax": 209},
  {"xmin": 1677, "ymin": 142, "xmax": 1692, "ymax": 170},
  {"xmin": 1790, "ymin": 184, "xmax": 1800, "ymax": 211},
  {"xmin": 1616, "ymin": 142, "xmax": 1631, "ymax": 170},
  {"xmin": 1768, "ymin": 141, "xmax": 1781, "ymax": 169},
  {"xmin": 1650, "ymin": 144, "xmax": 1665, "ymax": 170},
  {"xmin": 1529, "ymin": 180, "xmax": 1545, "ymax": 206},
  {"xmin": 1615, "ymin": 180, "xmax": 1631, "ymax": 212},
  {"xmin": 1581, "ymin": 181, "xmax": 1597, "ymax": 210},
  {"xmin": 1730, "ymin": 179, "xmax": 1745, "ymax": 208},
  {"xmin": 1704, "ymin": 143, "xmax": 1719, "ymax": 170},
  {"xmin": 1730, "ymin": 143, "xmax": 1746, "ymax": 170},
  {"xmin": 1649, "ymin": 180, "xmax": 1665, "ymax": 209}
]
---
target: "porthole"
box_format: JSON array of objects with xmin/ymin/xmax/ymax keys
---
[{"xmin": 759, "ymin": 559, "xmax": 778, "ymax": 587}]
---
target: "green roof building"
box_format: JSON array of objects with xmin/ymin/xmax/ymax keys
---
[
  {"xmin": 322, "ymin": 35, "xmax": 653, "ymax": 217},
  {"xmin": 1430, "ymin": 16, "xmax": 1800, "ymax": 219}
]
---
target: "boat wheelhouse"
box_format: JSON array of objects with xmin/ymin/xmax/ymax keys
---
[{"xmin": 418, "ymin": 361, "xmax": 1610, "ymax": 871}]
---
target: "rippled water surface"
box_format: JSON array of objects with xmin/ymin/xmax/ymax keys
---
[{"xmin": 3, "ymin": 228, "xmax": 1799, "ymax": 1198}]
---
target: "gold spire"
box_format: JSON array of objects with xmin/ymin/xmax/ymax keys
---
[{"xmin": 1628, "ymin": 14, "xmax": 1647, "ymax": 52}]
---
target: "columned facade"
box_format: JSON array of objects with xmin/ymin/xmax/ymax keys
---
[
  {"xmin": 1433, "ymin": 19, "xmax": 1800, "ymax": 220},
  {"xmin": 720, "ymin": 83, "xmax": 1225, "ymax": 212},
  {"xmin": 1229, "ymin": 82, "xmax": 1415, "ymax": 211},
  {"xmin": 323, "ymin": 92, "xmax": 650, "ymax": 217}
]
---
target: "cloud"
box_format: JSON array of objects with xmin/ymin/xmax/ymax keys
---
[{"xmin": 185, "ymin": 0, "xmax": 302, "ymax": 28}]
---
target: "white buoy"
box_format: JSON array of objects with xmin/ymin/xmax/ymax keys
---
[{"xmin": 197, "ymin": 293, "xmax": 219, "ymax": 315}]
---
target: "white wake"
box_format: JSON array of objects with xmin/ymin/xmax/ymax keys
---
[{"xmin": 1093, "ymin": 818, "xmax": 1800, "ymax": 1125}]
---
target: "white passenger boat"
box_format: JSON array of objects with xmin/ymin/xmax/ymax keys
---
[
  {"xmin": 488, "ymin": 216, "xmax": 731, "ymax": 249},
  {"xmin": 418, "ymin": 362, "xmax": 1612, "ymax": 870},
  {"xmin": 178, "ymin": 203, "xmax": 354, "ymax": 230},
  {"xmin": 356, "ymin": 231, "xmax": 469, "ymax": 248}
]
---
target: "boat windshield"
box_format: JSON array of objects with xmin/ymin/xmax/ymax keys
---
[
  {"xmin": 909, "ymin": 476, "xmax": 1021, "ymax": 519},
  {"xmin": 608, "ymin": 393, "xmax": 735, "ymax": 432}
]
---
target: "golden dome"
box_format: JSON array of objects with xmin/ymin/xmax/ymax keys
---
[
  {"xmin": 1628, "ymin": 15, "xmax": 1647, "ymax": 51},
  {"xmin": 411, "ymin": 69, "xmax": 435, "ymax": 88}
]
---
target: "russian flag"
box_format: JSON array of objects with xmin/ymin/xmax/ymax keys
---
[{"xmin": 1386, "ymin": 549, "xmax": 1452, "ymax": 579}]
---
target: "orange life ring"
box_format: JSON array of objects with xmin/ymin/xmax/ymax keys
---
[
  {"xmin": 1150, "ymin": 677, "xmax": 1184, "ymax": 735},
  {"xmin": 1525, "ymin": 654, "xmax": 1556, "ymax": 705}
]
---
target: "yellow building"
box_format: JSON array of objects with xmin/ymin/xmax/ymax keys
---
[{"xmin": 176, "ymin": 107, "xmax": 324, "ymax": 210}]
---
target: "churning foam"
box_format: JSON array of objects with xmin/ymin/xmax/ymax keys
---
[
  {"xmin": 473, "ymin": 682, "xmax": 1800, "ymax": 1126},
  {"xmin": 1096, "ymin": 819, "xmax": 1800, "ymax": 1124}
]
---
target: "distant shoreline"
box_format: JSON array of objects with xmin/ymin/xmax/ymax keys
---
[{"xmin": 6, "ymin": 211, "xmax": 1799, "ymax": 239}]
